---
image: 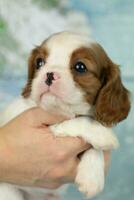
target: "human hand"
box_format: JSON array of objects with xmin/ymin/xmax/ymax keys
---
[{"xmin": 0, "ymin": 107, "xmax": 91, "ymax": 189}]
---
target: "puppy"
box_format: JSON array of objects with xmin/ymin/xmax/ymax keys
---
[{"xmin": 0, "ymin": 32, "xmax": 130, "ymax": 200}]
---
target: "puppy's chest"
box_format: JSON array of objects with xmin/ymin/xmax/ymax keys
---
[{"xmin": 39, "ymin": 95, "xmax": 91, "ymax": 118}]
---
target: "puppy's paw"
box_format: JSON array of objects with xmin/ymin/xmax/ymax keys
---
[
  {"xmin": 89, "ymin": 129, "xmax": 119, "ymax": 150},
  {"xmin": 75, "ymin": 149, "xmax": 104, "ymax": 198},
  {"xmin": 76, "ymin": 174, "xmax": 104, "ymax": 198},
  {"xmin": 92, "ymin": 134, "xmax": 119, "ymax": 150},
  {"xmin": 50, "ymin": 124, "xmax": 68, "ymax": 137}
]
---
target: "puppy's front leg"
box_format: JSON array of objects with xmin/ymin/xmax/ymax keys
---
[
  {"xmin": 75, "ymin": 149, "xmax": 104, "ymax": 198},
  {"xmin": 50, "ymin": 117, "xmax": 119, "ymax": 150},
  {"xmin": 50, "ymin": 117, "xmax": 113, "ymax": 198}
]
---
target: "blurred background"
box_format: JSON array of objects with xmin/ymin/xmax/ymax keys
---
[{"xmin": 0, "ymin": 0, "xmax": 133, "ymax": 199}]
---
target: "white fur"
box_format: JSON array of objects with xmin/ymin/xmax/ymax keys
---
[
  {"xmin": 50, "ymin": 117, "xmax": 119, "ymax": 150},
  {"xmin": 0, "ymin": 32, "xmax": 119, "ymax": 200},
  {"xmin": 0, "ymin": 184, "xmax": 24, "ymax": 200},
  {"xmin": 0, "ymin": 97, "xmax": 36, "ymax": 126},
  {"xmin": 75, "ymin": 149, "xmax": 104, "ymax": 198}
]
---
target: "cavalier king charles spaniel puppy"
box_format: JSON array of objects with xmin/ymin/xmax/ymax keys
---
[{"xmin": 0, "ymin": 32, "xmax": 130, "ymax": 200}]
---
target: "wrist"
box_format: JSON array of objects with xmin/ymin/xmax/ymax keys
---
[
  {"xmin": 0, "ymin": 127, "xmax": 8, "ymax": 181},
  {"xmin": 0, "ymin": 126, "xmax": 16, "ymax": 183}
]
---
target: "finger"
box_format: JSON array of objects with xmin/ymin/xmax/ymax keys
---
[
  {"xmin": 60, "ymin": 157, "xmax": 80, "ymax": 184},
  {"xmin": 60, "ymin": 137, "xmax": 91, "ymax": 155},
  {"xmin": 69, "ymin": 158, "xmax": 80, "ymax": 182},
  {"xmin": 103, "ymin": 150, "xmax": 111, "ymax": 175},
  {"xmin": 25, "ymin": 107, "xmax": 69, "ymax": 126}
]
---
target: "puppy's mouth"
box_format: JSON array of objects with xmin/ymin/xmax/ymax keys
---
[
  {"xmin": 39, "ymin": 88, "xmax": 62, "ymax": 102},
  {"xmin": 39, "ymin": 87, "xmax": 73, "ymax": 107}
]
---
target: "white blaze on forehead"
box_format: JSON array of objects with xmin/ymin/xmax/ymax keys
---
[{"xmin": 42, "ymin": 32, "xmax": 93, "ymax": 67}]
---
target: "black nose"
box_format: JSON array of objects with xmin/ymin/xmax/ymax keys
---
[{"xmin": 45, "ymin": 72, "xmax": 54, "ymax": 86}]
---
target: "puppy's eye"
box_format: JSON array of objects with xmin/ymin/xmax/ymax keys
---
[
  {"xmin": 74, "ymin": 62, "xmax": 87, "ymax": 73},
  {"xmin": 36, "ymin": 58, "xmax": 45, "ymax": 69}
]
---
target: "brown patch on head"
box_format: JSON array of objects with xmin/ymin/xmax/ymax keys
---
[
  {"xmin": 70, "ymin": 46, "xmax": 108, "ymax": 105},
  {"xmin": 70, "ymin": 44, "xmax": 130, "ymax": 126},
  {"xmin": 22, "ymin": 46, "xmax": 48, "ymax": 98}
]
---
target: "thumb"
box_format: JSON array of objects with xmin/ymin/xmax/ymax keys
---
[{"xmin": 25, "ymin": 107, "xmax": 69, "ymax": 127}]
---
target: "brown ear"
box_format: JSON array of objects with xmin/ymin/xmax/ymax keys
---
[
  {"xmin": 95, "ymin": 61, "xmax": 130, "ymax": 126},
  {"xmin": 21, "ymin": 47, "xmax": 39, "ymax": 98}
]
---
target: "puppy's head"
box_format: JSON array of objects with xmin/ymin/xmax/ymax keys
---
[{"xmin": 22, "ymin": 32, "xmax": 130, "ymax": 126}]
